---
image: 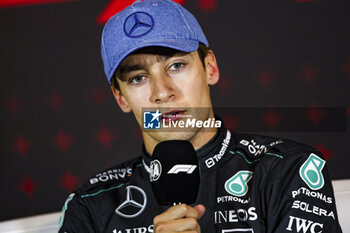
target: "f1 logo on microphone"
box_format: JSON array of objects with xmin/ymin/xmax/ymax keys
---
[{"xmin": 167, "ymin": 165, "xmax": 197, "ymax": 174}]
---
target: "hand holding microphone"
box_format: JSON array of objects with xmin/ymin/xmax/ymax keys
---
[
  {"xmin": 150, "ymin": 140, "xmax": 205, "ymax": 233},
  {"xmin": 153, "ymin": 203, "xmax": 205, "ymax": 232}
]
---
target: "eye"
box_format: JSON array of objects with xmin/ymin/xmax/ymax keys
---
[
  {"xmin": 129, "ymin": 75, "xmax": 147, "ymax": 85},
  {"xmin": 168, "ymin": 62, "xmax": 185, "ymax": 71}
]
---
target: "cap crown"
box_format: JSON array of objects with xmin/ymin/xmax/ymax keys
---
[{"xmin": 101, "ymin": 0, "xmax": 208, "ymax": 82}]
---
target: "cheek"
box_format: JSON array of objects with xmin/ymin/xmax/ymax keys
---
[
  {"xmin": 180, "ymin": 69, "xmax": 209, "ymax": 100},
  {"xmin": 123, "ymin": 88, "xmax": 151, "ymax": 121},
  {"xmin": 125, "ymin": 84, "xmax": 151, "ymax": 105}
]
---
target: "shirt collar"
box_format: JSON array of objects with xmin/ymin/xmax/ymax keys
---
[{"xmin": 141, "ymin": 125, "xmax": 232, "ymax": 175}]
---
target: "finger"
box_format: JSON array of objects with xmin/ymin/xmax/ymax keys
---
[
  {"xmin": 183, "ymin": 204, "xmax": 205, "ymax": 219},
  {"xmin": 154, "ymin": 204, "xmax": 199, "ymax": 224},
  {"xmin": 154, "ymin": 217, "xmax": 200, "ymax": 232},
  {"xmin": 193, "ymin": 204, "xmax": 206, "ymax": 220}
]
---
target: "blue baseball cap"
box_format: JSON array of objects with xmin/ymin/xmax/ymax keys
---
[{"xmin": 101, "ymin": 0, "xmax": 209, "ymax": 83}]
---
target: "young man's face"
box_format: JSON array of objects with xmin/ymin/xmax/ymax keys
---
[{"xmin": 111, "ymin": 47, "xmax": 219, "ymax": 152}]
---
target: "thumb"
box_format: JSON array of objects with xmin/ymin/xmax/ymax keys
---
[{"xmin": 193, "ymin": 204, "xmax": 206, "ymax": 220}]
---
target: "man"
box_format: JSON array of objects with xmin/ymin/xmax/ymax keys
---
[{"xmin": 58, "ymin": 0, "xmax": 342, "ymax": 232}]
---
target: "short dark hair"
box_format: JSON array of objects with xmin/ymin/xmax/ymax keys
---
[{"xmin": 111, "ymin": 43, "xmax": 210, "ymax": 90}]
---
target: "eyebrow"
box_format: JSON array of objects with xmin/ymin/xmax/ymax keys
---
[
  {"xmin": 118, "ymin": 65, "xmax": 145, "ymax": 78},
  {"xmin": 116, "ymin": 54, "xmax": 178, "ymax": 80}
]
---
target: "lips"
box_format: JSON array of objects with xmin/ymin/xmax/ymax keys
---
[{"xmin": 161, "ymin": 110, "xmax": 186, "ymax": 122}]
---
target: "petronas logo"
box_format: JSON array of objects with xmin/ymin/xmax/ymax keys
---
[
  {"xmin": 225, "ymin": 171, "xmax": 253, "ymax": 197},
  {"xmin": 299, "ymin": 153, "xmax": 325, "ymax": 190}
]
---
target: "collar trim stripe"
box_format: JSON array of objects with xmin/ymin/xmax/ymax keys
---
[{"xmin": 81, "ymin": 183, "xmax": 126, "ymax": 198}]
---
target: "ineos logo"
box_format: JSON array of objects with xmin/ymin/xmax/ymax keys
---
[
  {"xmin": 124, "ymin": 12, "xmax": 154, "ymax": 38},
  {"xmin": 115, "ymin": 185, "xmax": 147, "ymax": 218},
  {"xmin": 221, "ymin": 229, "xmax": 254, "ymax": 233}
]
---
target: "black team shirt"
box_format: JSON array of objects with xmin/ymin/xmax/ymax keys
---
[{"xmin": 59, "ymin": 125, "xmax": 342, "ymax": 233}]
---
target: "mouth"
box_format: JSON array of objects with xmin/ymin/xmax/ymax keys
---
[{"xmin": 161, "ymin": 110, "xmax": 187, "ymax": 122}]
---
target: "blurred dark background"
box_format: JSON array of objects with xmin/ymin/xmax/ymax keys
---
[{"xmin": 0, "ymin": 0, "xmax": 349, "ymax": 221}]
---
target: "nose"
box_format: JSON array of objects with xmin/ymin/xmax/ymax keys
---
[{"xmin": 150, "ymin": 73, "xmax": 176, "ymax": 104}]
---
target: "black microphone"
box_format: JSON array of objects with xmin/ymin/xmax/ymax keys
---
[{"xmin": 150, "ymin": 140, "xmax": 200, "ymax": 205}]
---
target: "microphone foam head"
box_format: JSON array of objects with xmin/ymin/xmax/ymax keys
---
[{"xmin": 150, "ymin": 140, "xmax": 200, "ymax": 205}]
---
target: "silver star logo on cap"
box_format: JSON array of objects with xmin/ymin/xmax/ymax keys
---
[{"xmin": 124, "ymin": 12, "xmax": 154, "ymax": 38}]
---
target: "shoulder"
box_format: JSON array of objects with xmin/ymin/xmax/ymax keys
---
[
  {"xmin": 230, "ymin": 132, "xmax": 329, "ymax": 189},
  {"xmin": 58, "ymin": 157, "xmax": 144, "ymax": 231},
  {"xmin": 230, "ymin": 132, "xmax": 323, "ymax": 166},
  {"xmin": 74, "ymin": 156, "xmax": 143, "ymax": 197}
]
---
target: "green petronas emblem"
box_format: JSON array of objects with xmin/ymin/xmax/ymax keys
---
[
  {"xmin": 225, "ymin": 170, "xmax": 253, "ymax": 197},
  {"xmin": 299, "ymin": 153, "xmax": 325, "ymax": 190}
]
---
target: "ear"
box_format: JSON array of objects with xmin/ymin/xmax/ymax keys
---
[
  {"xmin": 205, "ymin": 50, "xmax": 220, "ymax": 85},
  {"xmin": 110, "ymin": 86, "xmax": 132, "ymax": 113}
]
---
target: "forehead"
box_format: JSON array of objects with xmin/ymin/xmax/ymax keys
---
[{"xmin": 123, "ymin": 47, "xmax": 188, "ymax": 62}]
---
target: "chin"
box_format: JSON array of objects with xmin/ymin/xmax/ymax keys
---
[{"xmin": 151, "ymin": 130, "xmax": 198, "ymax": 142}]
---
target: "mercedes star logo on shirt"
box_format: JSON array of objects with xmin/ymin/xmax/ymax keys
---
[{"xmin": 115, "ymin": 185, "xmax": 147, "ymax": 218}]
